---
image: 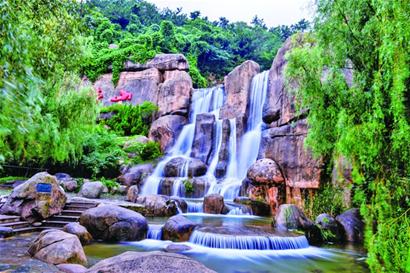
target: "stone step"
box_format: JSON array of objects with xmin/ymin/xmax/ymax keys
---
[
  {"xmin": 42, "ymin": 220, "xmax": 71, "ymax": 228},
  {"xmin": 13, "ymin": 227, "xmax": 38, "ymax": 235},
  {"xmin": 64, "ymin": 206, "xmax": 92, "ymax": 211},
  {"xmin": 0, "ymin": 221, "xmax": 30, "ymax": 229},
  {"xmin": 49, "ymin": 215, "xmax": 80, "ymax": 222},
  {"xmin": 0, "ymin": 215, "xmax": 20, "ymax": 224},
  {"xmin": 66, "ymin": 202, "xmax": 98, "ymax": 208},
  {"xmin": 61, "ymin": 210, "xmax": 83, "ymax": 216}
]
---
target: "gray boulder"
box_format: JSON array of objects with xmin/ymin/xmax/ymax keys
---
[
  {"xmin": 85, "ymin": 251, "xmax": 215, "ymax": 273},
  {"xmin": 147, "ymin": 54, "xmax": 189, "ymax": 71},
  {"xmin": 63, "ymin": 223, "xmax": 93, "ymax": 245},
  {"xmin": 79, "ymin": 205, "xmax": 148, "ymax": 242},
  {"xmin": 247, "ymin": 158, "xmax": 284, "ymax": 185},
  {"xmin": 126, "ymin": 185, "xmax": 139, "ymax": 202},
  {"xmin": 0, "ymin": 172, "xmax": 66, "ymax": 222},
  {"xmin": 28, "ymin": 230, "xmax": 87, "ymax": 265},
  {"xmin": 118, "ymin": 163, "xmax": 153, "ymax": 187},
  {"xmin": 316, "ymin": 213, "xmax": 344, "ymax": 243},
  {"xmin": 162, "ymin": 215, "xmax": 197, "ymax": 242},
  {"xmin": 164, "ymin": 157, "xmax": 207, "ymax": 178},
  {"xmin": 57, "ymin": 263, "xmax": 87, "ymax": 273},
  {"xmin": 203, "ymin": 194, "xmax": 229, "ymax": 214},
  {"xmin": 79, "ymin": 182, "xmax": 104, "ymax": 199},
  {"xmin": 134, "ymin": 195, "xmax": 178, "ymax": 217}
]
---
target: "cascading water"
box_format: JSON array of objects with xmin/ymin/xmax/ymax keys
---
[
  {"xmin": 189, "ymin": 230, "xmax": 309, "ymax": 250},
  {"xmin": 147, "ymin": 224, "xmax": 163, "ymax": 240},
  {"xmin": 141, "ymin": 86, "xmax": 224, "ymax": 195}
]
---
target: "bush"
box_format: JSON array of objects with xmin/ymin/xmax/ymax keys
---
[
  {"xmin": 124, "ymin": 141, "xmax": 162, "ymax": 164},
  {"xmin": 99, "ymin": 101, "xmax": 158, "ymax": 136}
]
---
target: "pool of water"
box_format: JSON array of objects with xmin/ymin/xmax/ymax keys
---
[{"xmin": 84, "ymin": 240, "xmax": 369, "ymax": 273}]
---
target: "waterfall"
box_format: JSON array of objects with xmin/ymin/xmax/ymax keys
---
[
  {"xmin": 141, "ymin": 86, "xmax": 224, "ymax": 195},
  {"xmin": 189, "ymin": 230, "xmax": 309, "ymax": 250},
  {"xmin": 187, "ymin": 201, "xmax": 204, "ymax": 213},
  {"xmin": 147, "ymin": 224, "xmax": 163, "ymax": 240}
]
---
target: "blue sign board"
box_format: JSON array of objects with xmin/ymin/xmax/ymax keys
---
[{"xmin": 36, "ymin": 183, "xmax": 52, "ymax": 193}]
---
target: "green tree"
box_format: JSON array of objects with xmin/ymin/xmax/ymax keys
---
[{"xmin": 286, "ymin": 1, "xmax": 410, "ymax": 272}]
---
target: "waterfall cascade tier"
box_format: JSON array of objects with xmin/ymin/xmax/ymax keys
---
[
  {"xmin": 147, "ymin": 224, "xmax": 163, "ymax": 240},
  {"xmin": 189, "ymin": 230, "xmax": 309, "ymax": 250}
]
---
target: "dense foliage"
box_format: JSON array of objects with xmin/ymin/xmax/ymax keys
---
[
  {"xmin": 100, "ymin": 102, "xmax": 158, "ymax": 136},
  {"xmin": 285, "ymin": 1, "xmax": 410, "ymax": 272},
  {"xmin": 81, "ymin": 0, "xmax": 309, "ymax": 87}
]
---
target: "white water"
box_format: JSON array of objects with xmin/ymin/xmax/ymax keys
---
[
  {"xmin": 189, "ymin": 230, "xmax": 309, "ymax": 250},
  {"xmin": 147, "ymin": 224, "xmax": 163, "ymax": 240},
  {"xmin": 141, "ymin": 86, "xmax": 224, "ymax": 194}
]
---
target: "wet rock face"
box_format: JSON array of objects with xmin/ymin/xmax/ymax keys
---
[
  {"xmin": 147, "ymin": 54, "xmax": 189, "ymax": 71},
  {"xmin": 163, "ymin": 157, "xmax": 208, "ymax": 178},
  {"xmin": 85, "ymin": 251, "xmax": 216, "ymax": 273},
  {"xmin": 157, "ymin": 70, "xmax": 192, "ymax": 117},
  {"xmin": 159, "ymin": 177, "xmax": 209, "ymax": 198},
  {"xmin": 220, "ymin": 60, "xmax": 260, "ymax": 119},
  {"xmin": 203, "ymin": 194, "xmax": 229, "ymax": 214},
  {"xmin": 0, "ymin": 172, "xmax": 66, "ymax": 222},
  {"xmin": 191, "ymin": 113, "xmax": 216, "ymax": 164},
  {"xmin": 133, "ymin": 194, "xmax": 178, "ymax": 217},
  {"xmin": 234, "ymin": 197, "xmax": 271, "ymax": 217},
  {"xmin": 63, "ymin": 223, "xmax": 93, "ymax": 245},
  {"xmin": 79, "ymin": 205, "xmax": 148, "ymax": 242},
  {"xmin": 118, "ymin": 163, "xmax": 153, "ymax": 187},
  {"xmin": 162, "ymin": 215, "xmax": 198, "ymax": 242},
  {"xmin": 149, "ymin": 115, "xmax": 187, "ymax": 152},
  {"xmin": 336, "ymin": 208, "xmax": 364, "ymax": 243},
  {"xmin": 79, "ymin": 182, "xmax": 104, "ymax": 199},
  {"xmin": 247, "ymin": 158, "xmax": 285, "ymax": 185},
  {"xmin": 259, "ymin": 119, "xmax": 322, "ymax": 189},
  {"xmin": 275, "ymin": 204, "xmax": 322, "ymax": 245},
  {"xmin": 28, "ymin": 230, "xmax": 87, "ymax": 266},
  {"xmin": 215, "ymin": 119, "xmax": 231, "ymax": 178}
]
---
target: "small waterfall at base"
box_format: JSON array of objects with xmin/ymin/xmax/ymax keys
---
[
  {"xmin": 147, "ymin": 224, "xmax": 163, "ymax": 240},
  {"xmin": 187, "ymin": 201, "xmax": 204, "ymax": 213},
  {"xmin": 141, "ymin": 86, "xmax": 225, "ymax": 195},
  {"xmin": 189, "ymin": 230, "xmax": 309, "ymax": 250}
]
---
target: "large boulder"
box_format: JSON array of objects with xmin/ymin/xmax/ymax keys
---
[
  {"xmin": 275, "ymin": 204, "xmax": 322, "ymax": 245},
  {"xmin": 164, "ymin": 157, "xmax": 208, "ymax": 178},
  {"xmin": 63, "ymin": 223, "xmax": 93, "ymax": 245},
  {"xmin": 203, "ymin": 194, "xmax": 229, "ymax": 214},
  {"xmin": 28, "ymin": 230, "xmax": 87, "ymax": 265},
  {"xmin": 85, "ymin": 251, "xmax": 215, "ymax": 273},
  {"xmin": 220, "ymin": 60, "xmax": 260, "ymax": 119},
  {"xmin": 191, "ymin": 113, "xmax": 215, "ymax": 164},
  {"xmin": 118, "ymin": 163, "xmax": 153, "ymax": 187},
  {"xmin": 234, "ymin": 197, "xmax": 271, "ymax": 217},
  {"xmin": 149, "ymin": 115, "xmax": 187, "ymax": 152},
  {"xmin": 147, "ymin": 54, "xmax": 189, "ymax": 71},
  {"xmin": 57, "ymin": 264, "xmax": 87, "ymax": 273},
  {"xmin": 215, "ymin": 119, "xmax": 231, "ymax": 178},
  {"xmin": 79, "ymin": 205, "xmax": 148, "ymax": 242},
  {"xmin": 79, "ymin": 181, "xmax": 104, "ymax": 199},
  {"xmin": 336, "ymin": 208, "xmax": 364, "ymax": 243},
  {"xmin": 0, "ymin": 172, "xmax": 66, "ymax": 222},
  {"xmin": 259, "ymin": 119, "xmax": 322, "ymax": 190},
  {"xmin": 157, "ymin": 70, "xmax": 192, "ymax": 116},
  {"xmin": 162, "ymin": 215, "xmax": 197, "ymax": 242},
  {"xmin": 133, "ymin": 194, "xmax": 178, "ymax": 217},
  {"xmin": 247, "ymin": 158, "xmax": 285, "ymax": 185},
  {"xmin": 55, "ymin": 173, "xmax": 78, "ymax": 192},
  {"xmin": 315, "ymin": 213, "xmax": 344, "ymax": 243},
  {"xmin": 126, "ymin": 185, "xmax": 139, "ymax": 202}
]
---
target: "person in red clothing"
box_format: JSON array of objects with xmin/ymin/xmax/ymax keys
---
[
  {"xmin": 96, "ymin": 87, "xmax": 104, "ymax": 100},
  {"xmin": 110, "ymin": 89, "xmax": 132, "ymax": 102}
]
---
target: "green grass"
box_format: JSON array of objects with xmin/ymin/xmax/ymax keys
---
[{"xmin": 0, "ymin": 176, "xmax": 27, "ymax": 184}]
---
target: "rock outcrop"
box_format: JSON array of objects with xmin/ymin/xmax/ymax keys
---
[
  {"xmin": 220, "ymin": 60, "xmax": 260, "ymax": 119},
  {"xmin": 28, "ymin": 230, "xmax": 87, "ymax": 265},
  {"xmin": 162, "ymin": 215, "xmax": 197, "ymax": 242},
  {"xmin": 147, "ymin": 54, "xmax": 189, "ymax": 71},
  {"xmin": 149, "ymin": 115, "xmax": 187, "ymax": 152},
  {"xmin": 0, "ymin": 172, "xmax": 66, "ymax": 222},
  {"xmin": 315, "ymin": 213, "xmax": 343, "ymax": 243},
  {"xmin": 203, "ymin": 194, "xmax": 229, "ymax": 214},
  {"xmin": 85, "ymin": 251, "xmax": 215, "ymax": 273},
  {"xmin": 118, "ymin": 163, "xmax": 153, "ymax": 187},
  {"xmin": 336, "ymin": 208, "xmax": 364, "ymax": 243},
  {"xmin": 191, "ymin": 113, "xmax": 216, "ymax": 164},
  {"xmin": 79, "ymin": 205, "xmax": 148, "ymax": 242},
  {"xmin": 163, "ymin": 157, "xmax": 207, "ymax": 178}
]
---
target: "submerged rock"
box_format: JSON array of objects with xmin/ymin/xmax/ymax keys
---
[
  {"xmin": 162, "ymin": 215, "xmax": 197, "ymax": 242},
  {"xmin": 203, "ymin": 194, "xmax": 229, "ymax": 214},
  {"xmin": 165, "ymin": 244, "xmax": 192, "ymax": 253},
  {"xmin": 275, "ymin": 204, "xmax": 322, "ymax": 245},
  {"xmin": 28, "ymin": 230, "xmax": 87, "ymax": 265},
  {"xmin": 85, "ymin": 251, "xmax": 215, "ymax": 273},
  {"xmin": 0, "ymin": 172, "xmax": 66, "ymax": 222},
  {"xmin": 79, "ymin": 205, "xmax": 148, "ymax": 242},
  {"xmin": 336, "ymin": 208, "xmax": 364, "ymax": 243}
]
